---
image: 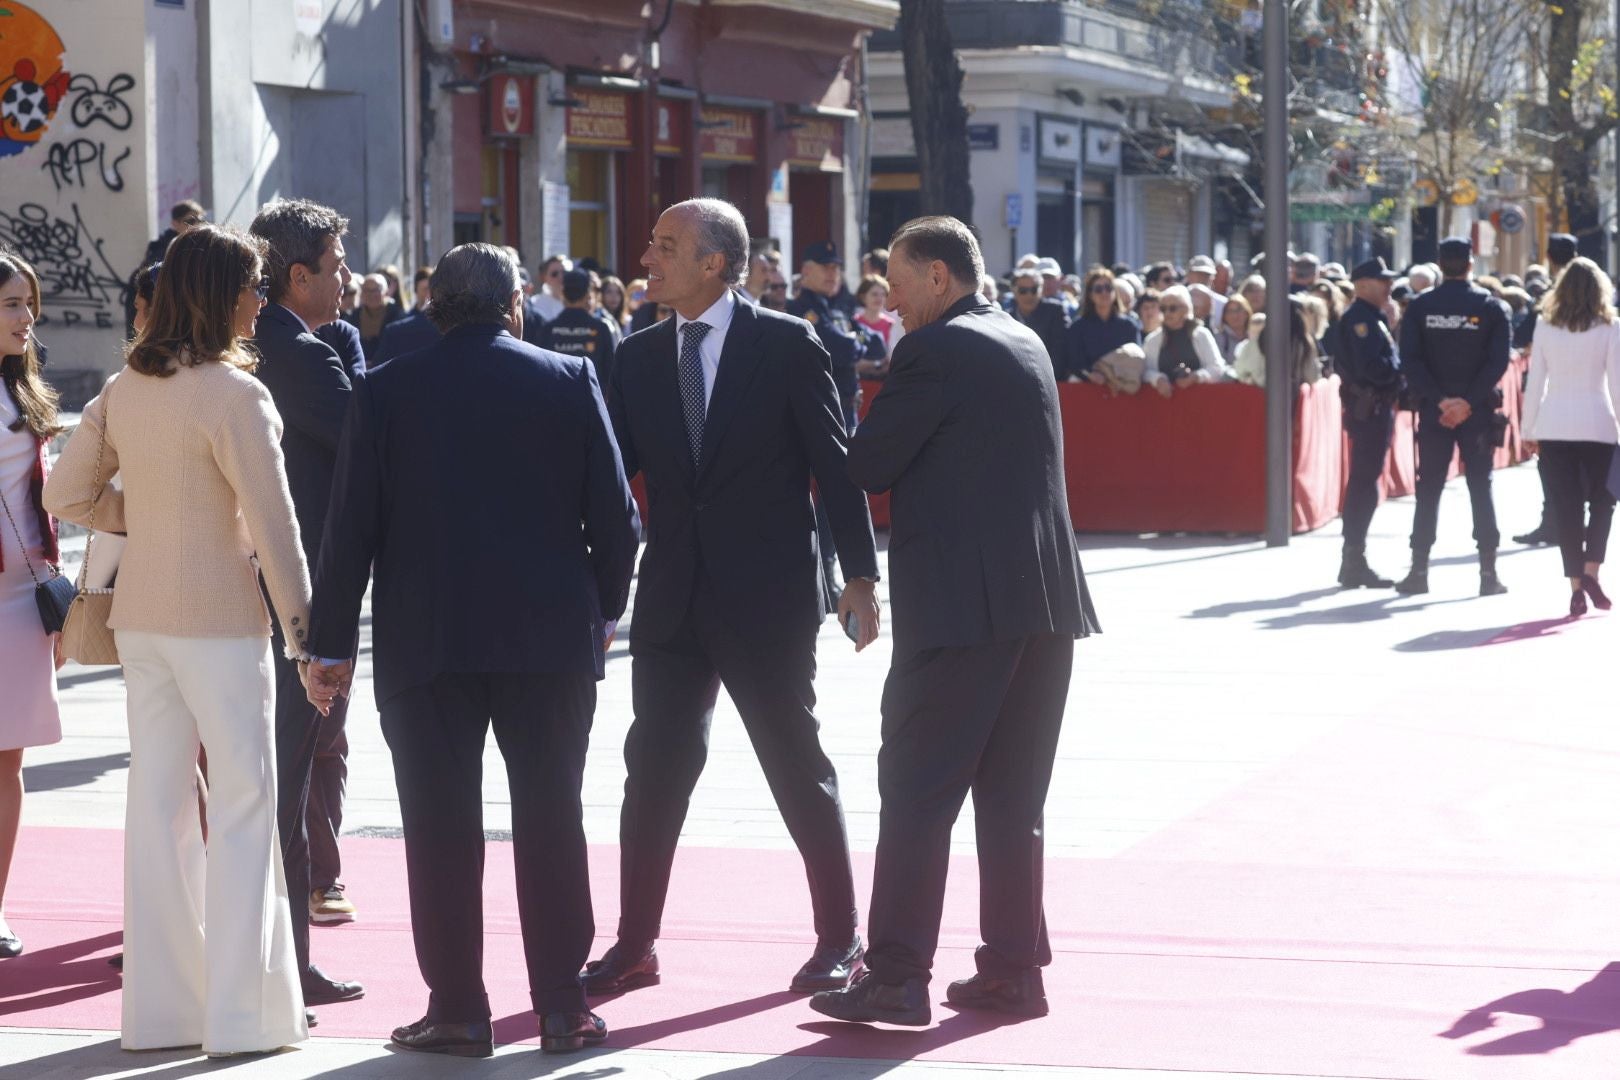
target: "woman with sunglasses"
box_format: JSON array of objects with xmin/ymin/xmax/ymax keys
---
[
  {"xmin": 1066, "ymin": 267, "xmax": 1141, "ymax": 382},
  {"xmin": 46, "ymin": 225, "xmax": 312, "ymax": 1058}
]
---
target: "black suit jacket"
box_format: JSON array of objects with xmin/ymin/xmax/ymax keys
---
[
  {"xmin": 314, "ymin": 318, "xmax": 366, "ymax": 381},
  {"xmin": 372, "ymin": 311, "xmax": 442, "ymax": 368},
  {"xmin": 309, "ymin": 323, "xmax": 639, "ymax": 703},
  {"xmin": 253, "ymin": 303, "xmax": 353, "ymax": 565},
  {"xmin": 1012, "ymin": 298, "xmax": 1071, "ymax": 380},
  {"xmin": 848, "ymin": 294, "xmax": 1099, "ymax": 659},
  {"xmin": 608, "ymin": 293, "xmax": 878, "ymax": 646}
]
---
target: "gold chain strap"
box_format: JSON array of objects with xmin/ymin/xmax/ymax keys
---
[
  {"xmin": 77, "ymin": 377, "xmax": 113, "ymax": 590},
  {"xmin": 0, "ymin": 481, "xmax": 49, "ymax": 585}
]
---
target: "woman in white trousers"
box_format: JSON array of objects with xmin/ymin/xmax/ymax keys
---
[{"xmin": 45, "ymin": 225, "xmax": 315, "ymax": 1056}]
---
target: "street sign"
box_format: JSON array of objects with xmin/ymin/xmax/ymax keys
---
[
  {"xmin": 1005, "ymin": 193, "xmax": 1023, "ymax": 228},
  {"xmin": 967, "ymin": 123, "xmax": 999, "ymax": 151},
  {"xmin": 1451, "ymin": 178, "xmax": 1479, "ymax": 207},
  {"xmin": 1412, "ymin": 178, "xmax": 1440, "ymax": 207},
  {"xmin": 1498, "ymin": 204, "xmax": 1526, "ymax": 234}
]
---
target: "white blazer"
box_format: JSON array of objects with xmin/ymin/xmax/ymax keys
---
[{"xmin": 1523, "ymin": 319, "xmax": 1620, "ymax": 444}]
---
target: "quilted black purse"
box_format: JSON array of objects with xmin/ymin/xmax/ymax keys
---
[{"xmin": 0, "ymin": 484, "xmax": 75, "ymax": 634}]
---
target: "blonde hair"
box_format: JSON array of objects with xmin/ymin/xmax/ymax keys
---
[{"xmin": 1543, "ymin": 257, "xmax": 1617, "ymax": 333}]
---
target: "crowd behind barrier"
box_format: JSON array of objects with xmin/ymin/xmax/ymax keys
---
[{"xmin": 860, "ymin": 356, "xmax": 1532, "ymax": 537}]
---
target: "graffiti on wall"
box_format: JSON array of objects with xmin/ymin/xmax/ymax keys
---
[
  {"xmin": 0, "ymin": 4, "xmax": 70, "ymax": 158},
  {"xmin": 0, "ymin": 201, "xmax": 125, "ymax": 329}
]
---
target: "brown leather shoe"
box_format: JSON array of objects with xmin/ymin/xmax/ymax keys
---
[
  {"xmin": 390, "ymin": 1016, "xmax": 493, "ymax": 1058},
  {"xmin": 945, "ymin": 968, "xmax": 1049, "ymax": 1017},
  {"xmin": 791, "ymin": 935, "xmax": 864, "ymax": 993},
  {"xmin": 540, "ymin": 1010, "xmax": 608, "ymax": 1052},
  {"xmin": 581, "ymin": 941, "xmax": 659, "ymax": 996}
]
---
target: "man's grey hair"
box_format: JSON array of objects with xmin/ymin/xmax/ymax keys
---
[
  {"xmin": 250, "ymin": 198, "xmax": 349, "ymax": 305},
  {"xmin": 427, "ymin": 244, "xmax": 520, "ymax": 331},
  {"xmin": 670, "ymin": 197, "xmax": 748, "ymax": 285}
]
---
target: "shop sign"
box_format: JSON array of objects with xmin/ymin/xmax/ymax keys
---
[
  {"xmin": 487, "ymin": 75, "xmax": 534, "ymax": 137},
  {"xmin": 1450, "ymin": 177, "xmax": 1479, "ymax": 207},
  {"xmin": 294, "ymin": 0, "xmax": 323, "ymax": 36},
  {"xmin": 1038, "ymin": 118, "xmax": 1081, "ymax": 165},
  {"xmin": 787, "ymin": 117, "xmax": 844, "ymax": 171},
  {"xmin": 1084, "ymin": 125, "xmax": 1121, "ymax": 170},
  {"xmin": 567, "ymin": 90, "xmax": 632, "ymax": 149},
  {"xmin": 700, "ymin": 108, "xmax": 760, "ymax": 163},
  {"xmin": 1498, "ymin": 204, "xmax": 1526, "ymax": 234},
  {"xmin": 656, "ymin": 99, "xmax": 688, "ymax": 157},
  {"xmin": 1412, "ymin": 178, "xmax": 1441, "ymax": 207}
]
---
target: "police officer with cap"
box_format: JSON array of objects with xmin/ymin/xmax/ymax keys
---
[
  {"xmin": 788, "ymin": 241, "xmax": 883, "ymax": 432},
  {"xmin": 536, "ymin": 268, "xmax": 617, "ymax": 388},
  {"xmin": 1334, "ymin": 256, "xmax": 1402, "ymax": 588},
  {"xmin": 1395, "ymin": 238, "xmax": 1513, "ymax": 596}
]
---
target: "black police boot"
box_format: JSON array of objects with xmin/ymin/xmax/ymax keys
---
[
  {"xmin": 1338, "ymin": 545, "xmax": 1395, "ymax": 589},
  {"xmin": 1478, "ymin": 548, "xmax": 1508, "ymax": 596},
  {"xmin": 1395, "ymin": 550, "xmax": 1430, "ymax": 595}
]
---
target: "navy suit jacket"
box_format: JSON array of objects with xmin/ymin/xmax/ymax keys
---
[
  {"xmin": 372, "ymin": 311, "xmax": 442, "ymax": 368},
  {"xmin": 309, "ymin": 323, "xmax": 639, "ymax": 703},
  {"xmin": 608, "ymin": 294, "xmax": 878, "ymax": 647},
  {"xmin": 252, "ymin": 303, "xmax": 352, "ymax": 566},
  {"xmin": 315, "ymin": 317, "xmax": 366, "ymax": 381}
]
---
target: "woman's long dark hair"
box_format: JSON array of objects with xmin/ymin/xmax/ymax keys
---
[
  {"xmin": 0, "ymin": 253, "xmax": 61, "ymax": 439},
  {"xmin": 1081, "ymin": 266, "xmax": 1123, "ymax": 320},
  {"xmin": 127, "ymin": 225, "xmax": 265, "ymax": 378}
]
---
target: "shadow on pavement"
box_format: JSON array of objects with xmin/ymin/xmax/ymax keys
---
[
  {"xmin": 1439, "ymin": 962, "xmax": 1620, "ymax": 1056},
  {"xmin": 0, "ymin": 930, "xmax": 121, "ymax": 1018},
  {"xmin": 1187, "ymin": 586, "xmax": 1343, "ymax": 619},
  {"xmin": 1257, "ymin": 594, "xmax": 1475, "ymax": 630},
  {"xmin": 22, "ymin": 751, "xmax": 130, "ymax": 792},
  {"xmin": 1395, "ymin": 616, "xmax": 1576, "ymax": 651}
]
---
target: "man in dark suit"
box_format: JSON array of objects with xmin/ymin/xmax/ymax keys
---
[
  {"xmin": 812, "ymin": 216, "xmax": 1099, "ymax": 1027},
  {"xmin": 306, "ymin": 244, "xmax": 639, "ymax": 1057},
  {"xmin": 247, "ymin": 197, "xmax": 365, "ymax": 1016},
  {"xmin": 583, "ymin": 198, "xmax": 880, "ymax": 997},
  {"xmin": 371, "ymin": 305, "xmax": 442, "ymax": 367},
  {"xmin": 315, "ymin": 316, "xmax": 366, "ymax": 381}
]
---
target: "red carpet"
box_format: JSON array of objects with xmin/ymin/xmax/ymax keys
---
[{"xmin": 5, "ymin": 725, "xmax": 1618, "ymax": 1080}]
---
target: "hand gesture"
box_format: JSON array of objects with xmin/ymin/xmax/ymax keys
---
[
  {"xmin": 836, "ymin": 577, "xmax": 881, "ymax": 652},
  {"xmin": 304, "ymin": 659, "xmax": 354, "ymax": 716}
]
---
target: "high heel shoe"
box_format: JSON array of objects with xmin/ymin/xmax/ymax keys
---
[
  {"xmin": 1580, "ymin": 574, "xmax": 1611, "ymax": 610},
  {"xmin": 1570, "ymin": 590, "xmax": 1588, "ymax": 618}
]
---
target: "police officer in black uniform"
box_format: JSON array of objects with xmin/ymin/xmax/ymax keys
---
[
  {"xmin": 536, "ymin": 268, "xmax": 616, "ymax": 389},
  {"xmin": 1334, "ymin": 257, "xmax": 1402, "ymax": 588},
  {"xmin": 788, "ymin": 241, "xmax": 883, "ymax": 433},
  {"xmin": 1395, "ymin": 238, "xmax": 1512, "ymax": 596}
]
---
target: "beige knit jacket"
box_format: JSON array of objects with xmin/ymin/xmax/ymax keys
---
[{"xmin": 43, "ymin": 361, "xmax": 313, "ymax": 656}]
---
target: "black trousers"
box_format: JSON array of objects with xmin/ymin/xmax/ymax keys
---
[
  {"xmin": 268, "ymin": 624, "xmax": 334, "ymax": 981},
  {"xmin": 1411, "ymin": 408, "xmax": 1500, "ymax": 552},
  {"xmin": 306, "ymin": 713, "xmax": 348, "ymax": 892},
  {"xmin": 619, "ymin": 575, "xmax": 857, "ymax": 948},
  {"xmin": 865, "ymin": 632, "xmax": 1074, "ymax": 985},
  {"xmin": 1537, "ymin": 440, "xmax": 1617, "ymax": 577},
  {"xmin": 382, "ymin": 671, "xmax": 596, "ymax": 1020},
  {"xmin": 1342, "ymin": 404, "xmax": 1394, "ymax": 548}
]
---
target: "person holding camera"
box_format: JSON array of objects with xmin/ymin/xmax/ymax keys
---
[{"xmin": 1395, "ymin": 238, "xmax": 1513, "ymax": 597}]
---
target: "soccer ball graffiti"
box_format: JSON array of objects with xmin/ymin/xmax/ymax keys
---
[
  {"xmin": 0, "ymin": 3, "xmax": 71, "ymax": 158},
  {"xmin": 2, "ymin": 75, "xmax": 50, "ymax": 135}
]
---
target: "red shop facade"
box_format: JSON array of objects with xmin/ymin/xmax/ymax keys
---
[{"xmin": 426, "ymin": 0, "xmax": 894, "ymax": 279}]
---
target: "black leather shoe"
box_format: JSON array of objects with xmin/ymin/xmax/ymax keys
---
[
  {"xmin": 946, "ymin": 968, "xmax": 1050, "ymax": 1017},
  {"xmin": 306, "ymin": 1009, "xmax": 318, "ymax": 1029},
  {"xmin": 539, "ymin": 1010, "xmax": 608, "ymax": 1053},
  {"xmin": 1571, "ymin": 589, "xmax": 1589, "ymax": 618},
  {"xmin": 303, "ymin": 964, "xmax": 365, "ymax": 1005},
  {"xmin": 0, "ymin": 932, "xmax": 20, "ymax": 959},
  {"xmin": 1513, "ymin": 526, "xmax": 1555, "ymax": 546},
  {"xmin": 809, "ymin": 971, "xmax": 930, "ymax": 1026},
  {"xmin": 1581, "ymin": 574, "xmax": 1611, "ymax": 610},
  {"xmin": 1479, "ymin": 571, "xmax": 1508, "ymax": 597},
  {"xmin": 582, "ymin": 942, "xmax": 659, "ymax": 996},
  {"xmin": 1338, "ymin": 557, "xmax": 1395, "ymax": 589},
  {"xmin": 1395, "ymin": 570, "xmax": 1429, "ymax": 595},
  {"xmin": 390, "ymin": 1016, "xmax": 493, "ymax": 1058},
  {"xmin": 791, "ymin": 936, "xmax": 864, "ymax": 993}
]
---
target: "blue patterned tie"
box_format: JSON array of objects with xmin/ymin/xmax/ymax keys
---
[{"xmin": 678, "ymin": 321, "xmax": 711, "ymax": 464}]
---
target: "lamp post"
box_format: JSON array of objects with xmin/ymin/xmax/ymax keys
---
[{"xmin": 1263, "ymin": 0, "xmax": 1292, "ymax": 547}]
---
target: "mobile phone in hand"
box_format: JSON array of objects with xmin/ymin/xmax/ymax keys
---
[{"xmin": 843, "ymin": 611, "xmax": 860, "ymax": 643}]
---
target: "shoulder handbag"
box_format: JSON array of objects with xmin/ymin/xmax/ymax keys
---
[
  {"xmin": 0, "ymin": 482, "xmax": 75, "ymax": 633},
  {"xmin": 59, "ymin": 384, "xmax": 119, "ymax": 666}
]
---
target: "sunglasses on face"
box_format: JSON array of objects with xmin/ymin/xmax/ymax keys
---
[
  {"xmin": 252, "ymin": 278, "xmax": 270, "ymax": 301},
  {"xmin": 1091, "ymin": 284, "xmax": 1114, "ymax": 294},
  {"xmin": 1159, "ymin": 304, "xmax": 1186, "ymax": 315},
  {"xmin": 767, "ymin": 283, "xmax": 788, "ymax": 292},
  {"xmin": 1016, "ymin": 286, "xmax": 1040, "ymax": 295}
]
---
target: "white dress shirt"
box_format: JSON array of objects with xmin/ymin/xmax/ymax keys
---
[
  {"xmin": 1523, "ymin": 319, "xmax": 1620, "ymax": 444},
  {"xmin": 674, "ymin": 288, "xmax": 738, "ymax": 407}
]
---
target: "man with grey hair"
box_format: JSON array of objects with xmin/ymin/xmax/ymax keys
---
[
  {"xmin": 813, "ymin": 215, "xmax": 1097, "ymax": 1027},
  {"xmin": 583, "ymin": 197, "xmax": 880, "ymax": 999},
  {"xmin": 306, "ymin": 241, "xmax": 639, "ymax": 1056},
  {"xmin": 247, "ymin": 197, "xmax": 365, "ymax": 1020}
]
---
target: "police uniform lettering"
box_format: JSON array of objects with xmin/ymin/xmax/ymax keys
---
[{"xmin": 538, "ymin": 307, "xmax": 616, "ymax": 386}]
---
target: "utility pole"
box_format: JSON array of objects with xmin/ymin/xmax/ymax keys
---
[{"xmin": 1263, "ymin": 0, "xmax": 1292, "ymax": 546}]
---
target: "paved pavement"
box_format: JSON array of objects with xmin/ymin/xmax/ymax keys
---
[{"xmin": 6, "ymin": 460, "xmax": 1618, "ymax": 1078}]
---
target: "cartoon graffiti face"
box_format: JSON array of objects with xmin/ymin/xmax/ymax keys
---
[
  {"xmin": 0, "ymin": 4, "xmax": 69, "ymax": 157},
  {"xmin": 68, "ymin": 73, "xmax": 133, "ymax": 130}
]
